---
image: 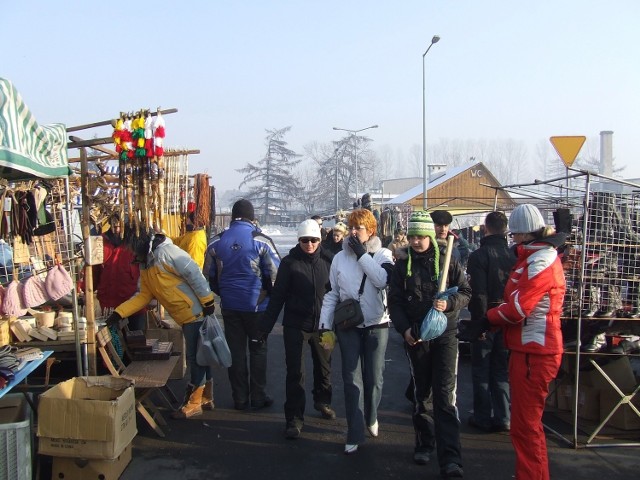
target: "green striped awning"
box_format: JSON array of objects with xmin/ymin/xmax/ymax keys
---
[{"xmin": 0, "ymin": 78, "xmax": 70, "ymax": 180}]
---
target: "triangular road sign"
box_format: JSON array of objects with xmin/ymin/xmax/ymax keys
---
[{"xmin": 550, "ymin": 136, "xmax": 586, "ymax": 168}]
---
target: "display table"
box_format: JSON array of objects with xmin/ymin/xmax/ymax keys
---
[{"xmin": 0, "ymin": 350, "xmax": 54, "ymax": 400}]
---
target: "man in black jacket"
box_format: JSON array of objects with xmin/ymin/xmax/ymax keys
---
[
  {"xmin": 259, "ymin": 219, "xmax": 335, "ymax": 439},
  {"xmin": 464, "ymin": 211, "xmax": 515, "ymax": 432},
  {"xmin": 388, "ymin": 211, "xmax": 471, "ymax": 478}
]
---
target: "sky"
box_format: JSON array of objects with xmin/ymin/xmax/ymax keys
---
[{"xmin": 4, "ymin": 1, "xmax": 640, "ymax": 198}]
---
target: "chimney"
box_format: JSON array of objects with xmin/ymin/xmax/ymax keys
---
[{"xmin": 599, "ymin": 130, "xmax": 613, "ymax": 176}]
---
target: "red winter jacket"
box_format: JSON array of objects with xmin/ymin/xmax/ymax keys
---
[
  {"xmin": 93, "ymin": 233, "xmax": 141, "ymax": 310},
  {"xmin": 487, "ymin": 234, "xmax": 566, "ymax": 355}
]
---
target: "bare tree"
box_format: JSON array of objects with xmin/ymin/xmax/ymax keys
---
[{"xmin": 237, "ymin": 127, "xmax": 300, "ymax": 224}]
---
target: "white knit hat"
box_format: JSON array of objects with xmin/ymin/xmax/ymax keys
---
[
  {"xmin": 22, "ymin": 275, "xmax": 49, "ymax": 308},
  {"xmin": 45, "ymin": 264, "xmax": 74, "ymax": 301},
  {"xmin": 3, "ymin": 280, "xmax": 27, "ymax": 317},
  {"xmin": 297, "ymin": 219, "xmax": 321, "ymax": 239},
  {"xmin": 509, "ymin": 204, "xmax": 546, "ymax": 234}
]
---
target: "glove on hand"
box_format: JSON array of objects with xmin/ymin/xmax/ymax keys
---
[
  {"xmin": 106, "ymin": 311, "xmax": 123, "ymax": 327},
  {"xmin": 348, "ymin": 235, "xmax": 367, "ymax": 259},
  {"xmin": 456, "ymin": 317, "xmax": 491, "ymax": 343},
  {"xmin": 202, "ymin": 301, "xmax": 215, "ymax": 316}
]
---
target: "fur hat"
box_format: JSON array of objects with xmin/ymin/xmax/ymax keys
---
[
  {"xmin": 231, "ymin": 199, "xmax": 255, "ymax": 221},
  {"xmin": 45, "ymin": 264, "xmax": 74, "ymax": 301},
  {"xmin": 509, "ymin": 204, "xmax": 545, "ymax": 234},
  {"xmin": 430, "ymin": 210, "xmax": 453, "ymax": 225},
  {"xmin": 3, "ymin": 280, "xmax": 27, "ymax": 317},
  {"xmin": 22, "ymin": 275, "xmax": 49, "ymax": 308},
  {"xmin": 297, "ymin": 219, "xmax": 321, "ymax": 239}
]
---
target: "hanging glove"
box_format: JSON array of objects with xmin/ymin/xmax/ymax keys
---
[
  {"xmin": 456, "ymin": 317, "xmax": 491, "ymax": 343},
  {"xmin": 319, "ymin": 330, "xmax": 337, "ymax": 350},
  {"xmin": 202, "ymin": 300, "xmax": 215, "ymax": 316},
  {"xmin": 348, "ymin": 235, "xmax": 367, "ymax": 259},
  {"xmin": 106, "ymin": 311, "xmax": 123, "ymax": 327}
]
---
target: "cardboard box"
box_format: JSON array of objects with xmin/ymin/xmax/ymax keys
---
[
  {"xmin": 599, "ymin": 389, "xmax": 640, "ymax": 430},
  {"xmin": 147, "ymin": 323, "xmax": 186, "ymax": 380},
  {"xmin": 577, "ymin": 385, "xmax": 600, "ymax": 421},
  {"xmin": 51, "ymin": 442, "xmax": 132, "ymax": 480},
  {"xmin": 37, "ymin": 376, "xmax": 137, "ymax": 459},
  {"xmin": 580, "ymin": 356, "xmax": 637, "ymax": 393}
]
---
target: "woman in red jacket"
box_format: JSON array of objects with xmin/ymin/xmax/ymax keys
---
[{"xmin": 487, "ymin": 204, "xmax": 566, "ymax": 480}]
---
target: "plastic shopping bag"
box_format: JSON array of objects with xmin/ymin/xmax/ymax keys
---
[
  {"xmin": 197, "ymin": 314, "xmax": 232, "ymax": 368},
  {"xmin": 419, "ymin": 286, "xmax": 458, "ymax": 341}
]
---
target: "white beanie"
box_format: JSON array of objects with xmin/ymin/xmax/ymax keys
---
[
  {"xmin": 297, "ymin": 219, "xmax": 321, "ymax": 239},
  {"xmin": 509, "ymin": 204, "xmax": 546, "ymax": 234}
]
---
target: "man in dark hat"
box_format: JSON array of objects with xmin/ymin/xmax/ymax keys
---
[
  {"xmin": 430, "ymin": 210, "xmax": 462, "ymax": 263},
  {"xmin": 205, "ymin": 199, "xmax": 281, "ymax": 410}
]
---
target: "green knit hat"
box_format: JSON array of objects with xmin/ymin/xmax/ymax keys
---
[{"xmin": 406, "ymin": 211, "xmax": 439, "ymax": 280}]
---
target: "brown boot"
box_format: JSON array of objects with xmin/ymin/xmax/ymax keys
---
[
  {"xmin": 202, "ymin": 380, "xmax": 215, "ymax": 410},
  {"xmin": 171, "ymin": 384, "xmax": 204, "ymax": 419}
]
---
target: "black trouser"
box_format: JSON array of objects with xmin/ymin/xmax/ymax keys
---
[
  {"xmin": 406, "ymin": 329, "xmax": 462, "ymax": 469},
  {"xmin": 283, "ymin": 326, "xmax": 332, "ymax": 425},
  {"xmin": 222, "ymin": 309, "xmax": 268, "ymax": 405}
]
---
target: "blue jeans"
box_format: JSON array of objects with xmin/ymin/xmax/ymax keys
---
[
  {"xmin": 182, "ymin": 320, "xmax": 212, "ymax": 387},
  {"xmin": 470, "ymin": 330, "xmax": 510, "ymax": 427},
  {"xmin": 336, "ymin": 325, "xmax": 389, "ymax": 445}
]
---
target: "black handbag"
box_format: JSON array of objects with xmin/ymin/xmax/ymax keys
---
[{"xmin": 333, "ymin": 275, "xmax": 367, "ymax": 330}]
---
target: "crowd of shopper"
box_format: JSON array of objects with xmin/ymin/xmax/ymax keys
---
[{"xmin": 106, "ymin": 199, "xmax": 565, "ymax": 480}]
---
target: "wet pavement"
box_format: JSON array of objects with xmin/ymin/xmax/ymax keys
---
[{"xmin": 114, "ymin": 322, "xmax": 640, "ymax": 480}]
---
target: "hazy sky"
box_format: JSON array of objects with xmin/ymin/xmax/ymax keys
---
[{"xmin": 5, "ymin": 1, "xmax": 639, "ymax": 195}]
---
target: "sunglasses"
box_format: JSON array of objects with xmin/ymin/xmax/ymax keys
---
[{"xmin": 300, "ymin": 237, "xmax": 320, "ymax": 244}]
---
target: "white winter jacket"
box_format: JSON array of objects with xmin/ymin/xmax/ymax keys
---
[{"xmin": 319, "ymin": 236, "xmax": 393, "ymax": 330}]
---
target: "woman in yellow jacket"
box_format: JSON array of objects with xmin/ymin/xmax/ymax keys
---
[{"xmin": 107, "ymin": 232, "xmax": 216, "ymax": 419}]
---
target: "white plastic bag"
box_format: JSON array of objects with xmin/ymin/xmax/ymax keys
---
[{"xmin": 196, "ymin": 314, "xmax": 232, "ymax": 368}]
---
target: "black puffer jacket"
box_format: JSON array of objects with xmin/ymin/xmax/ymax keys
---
[
  {"xmin": 261, "ymin": 244, "xmax": 332, "ymax": 333},
  {"xmin": 466, "ymin": 234, "xmax": 516, "ymax": 322},
  {"xmin": 388, "ymin": 244, "xmax": 471, "ymax": 336}
]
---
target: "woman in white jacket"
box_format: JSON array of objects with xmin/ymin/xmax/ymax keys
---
[{"xmin": 318, "ymin": 209, "xmax": 394, "ymax": 454}]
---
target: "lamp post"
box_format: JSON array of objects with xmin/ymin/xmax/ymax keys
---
[
  {"xmin": 422, "ymin": 35, "xmax": 440, "ymax": 210},
  {"xmin": 333, "ymin": 124, "xmax": 378, "ymax": 204}
]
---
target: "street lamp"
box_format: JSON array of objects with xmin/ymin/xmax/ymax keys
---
[
  {"xmin": 422, "ymin": 35, "xmax": 440, "ymax": 210},
  {"xmin": 333, "ymin": 124, "xmax": 378, "ymax": 203}
]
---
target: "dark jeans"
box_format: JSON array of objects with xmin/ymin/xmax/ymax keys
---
[
  {"xmin": 222, "ymin": 309, "xmax": 268, "ymax": 405},
  {"xmin": 406, "ymin": 329, "xmax": 462, "ymax": 469},
  {"xmin": 182, "ymin": 319, "xmax": 212, "ymax": 387},
  {"xmin": 470, "ymin": 330, "xmax": 510, "ymax": 428},
  {"xmin": 283, "ymin": 326, "xmax": 332, "ymax": 425}
]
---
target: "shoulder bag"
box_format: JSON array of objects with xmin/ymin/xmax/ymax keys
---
[{"xmin": 333, "ymin": 274, "xmax": 367, "ymax": 330}]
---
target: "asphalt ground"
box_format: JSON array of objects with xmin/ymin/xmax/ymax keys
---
[{"xmin": 110, "ymin": 321, "xmax": 640, "ymax": 479}]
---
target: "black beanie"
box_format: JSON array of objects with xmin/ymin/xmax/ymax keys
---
[{"xmin": 232, "ymin": 199, "xmax": 255, "ymax": 221}]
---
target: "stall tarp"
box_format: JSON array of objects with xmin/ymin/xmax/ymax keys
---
[{"xmin": 0, "ymin": 78, "xmax": 70, "ymax": 179}]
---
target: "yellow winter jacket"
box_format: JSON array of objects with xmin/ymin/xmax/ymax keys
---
[
  {"xmin": 174, "ymin": 228, "xmax": 207, "ymax": 269},
  {"xmin": 115, "ymin": 236, "xmax": 214, "ymax": 326}
]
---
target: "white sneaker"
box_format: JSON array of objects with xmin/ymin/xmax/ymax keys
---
[
  {"xmin": 344, "ymin": 444, "xmax": 358, "ymax": 454},
  {"xmin": 367, "ymin": 420, "xmax": 379, "ymax": 437}
]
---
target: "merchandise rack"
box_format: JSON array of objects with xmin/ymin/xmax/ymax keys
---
[{"xmin": 489, "ymin": 169, "xmax": 640, "ymax": 448}]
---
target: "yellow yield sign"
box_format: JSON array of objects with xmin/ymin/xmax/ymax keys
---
[{"xmin": 550, "ymin": 136, "xmax": 586, "ymax": 168}]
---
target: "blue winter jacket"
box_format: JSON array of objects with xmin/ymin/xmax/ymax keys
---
[{"xmin": 205, "ymin": 220, "xmax": 281, "ymax": 312}]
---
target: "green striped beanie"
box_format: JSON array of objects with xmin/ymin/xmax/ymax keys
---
[{"xmin": 406, "ymin": 211, "xmax": 439, "ymax": 280}]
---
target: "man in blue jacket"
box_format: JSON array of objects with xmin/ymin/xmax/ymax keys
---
[{"xmin": 206, "ymin": 199, "xmax": 281, "ymax": 410}]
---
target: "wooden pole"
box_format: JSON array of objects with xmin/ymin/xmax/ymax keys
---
[{"xmin": 80, "ymin": 147, "xmax": 97, "ymax": 375}]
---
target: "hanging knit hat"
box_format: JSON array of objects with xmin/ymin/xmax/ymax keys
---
[
  {"xmin": 3, "ymin": 280, "xmax": 27, "ymax": 317},
  {"xmin": 509, "ymin": 204, "xmax": 545, "ymax": 234},
  {"xmin": 22, "ymin": 274, "xmax": 49, "ymax": 308},
  {"xmin": 231, "ymin": 199, "xmax": 255, "ymax": 221},
  {"xmin": 44, "ymin": 264, "xmax": 74, "ymax": 301},
  {"xmin": 406, "ymin": 211, "xmax": 439, "ymax": 280}
]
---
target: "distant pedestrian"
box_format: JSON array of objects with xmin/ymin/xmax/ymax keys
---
[
  {"xmin": 259, "ymin": 219, "xmax": 335, "ymax": 439},
  {"xmin": 464, "ymin": 211, "xmax": 514, "ymax": 433},
  {"xmin": 311, "ymin": 215, "xmax": 328, "ymax": 241},
  {"xmin": 387, "ymin": 228, "xmax": 408, "ymax": 261},
  {"xmin": 321, "ymin": 221, "xmax": 347, "ymax": 260}
]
